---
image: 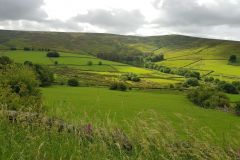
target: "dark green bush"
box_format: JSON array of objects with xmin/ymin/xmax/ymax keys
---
[
  {"xmin": 47, "ymin": 51, "xmax": 60, "ymax": 57},
  {"xmin": 110, "ymin": 83, "xmax": 118, "ymax": 90},
  {"xmin": 110, "ymin": 82, "xmax": 127, "ymax": 91},
  {"xmin": 214, "ymin": 78, "xmax": 220, "ymax": 83},
  {"xmin": 187, "ymin": 87, "xmax": 230, "ymax": 109},
  {"xmin": 185, "ymin": 71, "xmax": 200, "ymax": 79},
  {"xmin": 34, "ymin": 64, "xmax": 54, "ymax": 87},
  {"xmin": 23, "ymin": 47, "xmax": 31, "ymax": 51},
  {"xmin": 0, "ymin": 65, "xmax": 42, "ymax": 112},
  {"xmin": 0, "ymin": 56, "xmax": 13, "ymax": 65},
  {"xmin": 169, "ymin": 84, "xmax": 174, "ymax": 89},
  {"xmin": 217, "ymin": 81, "xmax": 238, "ymax": 94},
  {"xmin": 229, "ymin": 55, "xmax": 237, "ymax": 63},
  {"xmin": 204, "ymin": 76, "xmax": 214, "ymax": 82},
  {"xmin": 131, "ymin": 76, "xmax": 140, "ymax": 82},
  {"xmin": 98, "ymin": 61, "xmax": 102, "ymax": 65},
  {"xmin": 232, "ymin": 81, "xmax": 240, "ymax": 91},
  {"xmin": 87, "ymin": 61, "xmax": 93, "ymax": 66},
  {"xmin": 203, "ymin": 93, "xmax": 230, "ymax": 109},
  {"xmin": 68, "ymin": 78, "xmax": 79, "ymax": 87},
  {"xmin": 121, "ymin": 73, "xmax": 140, "ymax": 82},
  {"xmin": 24, "ymin": 61, "xmax": 33, "ymax": 66},
  {"xmin": 184, "ymin": 78, "xmax": 199, "ymax": 87},
  {"xmin": 10, "ymin": 47, "xmax": 17, "ymax": 50},
  {"xmin": 158, "ymin": 66, "xmax": 171, "ymax": 73}
]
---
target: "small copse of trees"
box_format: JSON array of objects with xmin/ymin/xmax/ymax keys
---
[
  {"xmin": 144, "ymin": 64, "xmax": 201, "ymax": 79},
  {"xmin": 145, "ymin": 54, "xmax": 164, "ymax": 62},
  {"xmin": 183, "ymin": 78, "xmax": 199, "ymax": 87},
  {"xmin": 47, "ymin": 51, "xmax": 60, "ymax": 58},
  {"xmin": 229, "ymin": 55, "xmax": 237, "ymax": 63},
  {"xmin": 121, "ymin": 73, "xmax": 141, "ymax": 82},
  {"xmin": 203, "ymin": 77, "xmax": 240, "ymax": 94}
]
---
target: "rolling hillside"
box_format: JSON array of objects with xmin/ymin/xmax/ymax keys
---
[
  {"xmin": 1, "ymin": 29, "xmax": 240, "ymax": 57},
  {"xmin": 0, "ymin": 29, "xmax": 240, "ymax": 81}
]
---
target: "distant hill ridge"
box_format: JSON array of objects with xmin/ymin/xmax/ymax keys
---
[{"xmin": 0, "ymin": 29, "xmax": 240, "ymax": 58}]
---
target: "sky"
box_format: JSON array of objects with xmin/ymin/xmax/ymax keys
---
[{"xmin": 0, "ymin": 0, "xmax": 240, "ymax": 40}]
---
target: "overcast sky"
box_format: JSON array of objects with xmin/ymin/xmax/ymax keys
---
[{"xmin": 0, "ymin": 0, "xmax": 240, "ymax": 40}]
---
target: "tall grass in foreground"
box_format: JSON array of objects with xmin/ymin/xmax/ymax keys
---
[{"xmin": 0, "ymin": 111, "xmax": 239, "ymax": 160}]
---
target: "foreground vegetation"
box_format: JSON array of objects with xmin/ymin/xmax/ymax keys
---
[{"xmin": 0, "ymin": 111, "xmax": 240, "ymax": 160}]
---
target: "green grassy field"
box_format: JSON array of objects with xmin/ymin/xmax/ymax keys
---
[
  {"xmin": 0, "ymin": 50, "xmax": 150, "ymax": 73},
  {"xmin": 186, "ymin": 60, "xmax": 240, "ymax": 75},
  {"xmin": 0, "ymin": 50, "xmax": 124, "ymax": 72},
  {"xmin": 42, "ymin": 86, "xmax": 240, "ymax": 145}
]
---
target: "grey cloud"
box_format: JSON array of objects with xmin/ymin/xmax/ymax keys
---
[
  {"xmin": 149, "ymin": 0, "xmax": 240, "ymax": 40},
  {"xmin": 0, "ymin": 0, "xmax": 47, "ymax": 20},
  {"xmin": 153, "ymin": 0, "xmax": 240, "ymax": 27},
  {"xmin": 73, "ymin": 9, "xmax": 146, "ymax": 33},
  {"xmin": 0, "ymin": 0, "xmax": 82, "ymax": 32}
]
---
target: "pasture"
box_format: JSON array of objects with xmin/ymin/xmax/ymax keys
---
[
  {"xmin": 42, "ymin": 86, "xmax": 240, "ymax": 145},
  {"xmin": 0, "ymin": 50, "xmax": 124, "ymax": 72},
  {"xmin": 0, "ymin": 50, "xmax": 152, "ymax": 73}
]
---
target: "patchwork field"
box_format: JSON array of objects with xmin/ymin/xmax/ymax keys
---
[
  {"xmin": 0, "ymin": 50, "xmax": 186, "ymax": 86},
  {"xmin": 156, "ymin": 48, "xmax": 240, "ymax": 81}
]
